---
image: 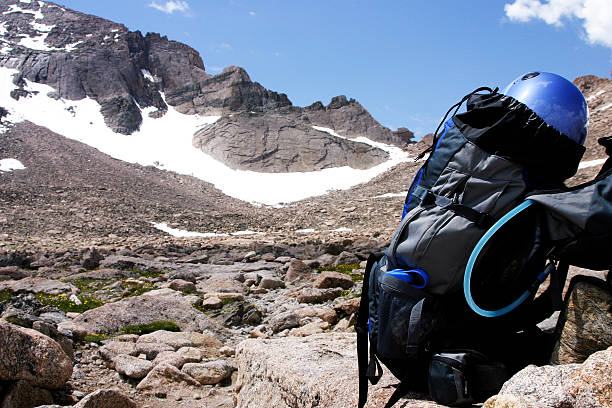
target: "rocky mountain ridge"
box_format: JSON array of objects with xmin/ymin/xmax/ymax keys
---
[{"xmin": 0, "ymin": 0, "xmax": 413, "ymax": 173}]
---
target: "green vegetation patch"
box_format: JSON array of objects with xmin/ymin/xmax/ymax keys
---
[
  {"xmin": 36, "ymin": 292, "xmax": 105, "ymax": 313},
  {"xmin": 121, "ymin": 280, "xmax": 156, "ymax": 298},
  {"xmin": 121, "ymin": 320, "xmax": 180, "ymax": 335},
  {"xmin": 317, "ymin": 263, "xmax": 364, "ymax": 282},
  {"xmin": 126, "ymin": 268, "xmax": 164, "ymax": 279},
  {"xmin": 68, "ymin": 278, "xmax": 114, "ymax": 294},
  {"xmin": 83, "ymin": 332, "xmax": 111, "ymax": 344},
  {"xmin": 0, "ymin": 289, "xmax": 13, "ymax": 303}
]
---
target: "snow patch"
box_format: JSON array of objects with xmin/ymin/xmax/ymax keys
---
[
  {"xmin": 0, "ymin": 67, "xmax": 411, "ymax": 205},
  {"xmin": 64, "ymin": 40, "xmax": 83, "ymax": 52},
  {"xmin": 141, "ymin": 69, "xmax": 154, "ymax": 82},
  {"xmin": 152, "ymin": 223, "xmax": 265, "ymax": 238},
  {"xmin": 31, "ymin": 22, "xmax": 53, "ymax": 32},
  {"xmin": 374, "ymin": 191, "xmax": 407, "ymax": 199},
  {"xmin": 0, "ymin": 22, "xmax": 7, "ymax": 36},
  {"xmin": 329, "ymin": 227, "xmax": 352, "ymax": 232},
  {"xmin": 596, "ymin": 102, "xmax": 612, "ymax": 112},
  {"xmin": 3, "ymin": 3, "xmax": 44, "ymax": 19},
  {"xmin": 0, "ymin": 158, "xmax": 25, "ymax": 172},
  {"xmin": 296, "ymin": 229, "xmax": 317, "ymax": 233},
  {"xmin": 18, "ymin": 33, "xmax": 51, "ymax": 51},
  {"xmin": 578, "ymin": 158, "xmax": 607, "ymax": 169},
  {"xmin": 586, "ymin": 89, "xmax": 605, "ymax": 101}
]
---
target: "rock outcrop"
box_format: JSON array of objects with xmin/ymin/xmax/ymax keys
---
[
  {"xmin": 193, "ymin": 111, "xmax": 388, "ymax": 172},
  {"xmin": 484, "ymin": 347, "xmax": 612, "ymax": 408}
]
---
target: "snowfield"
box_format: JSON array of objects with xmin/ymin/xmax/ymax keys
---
[
  {"xmin": 0, "ymin": 67, "xmax": 410, "ymax": 205},
  {"xmin": 0, "ymin": 158, "xmax": 25, "ymax": 172}
]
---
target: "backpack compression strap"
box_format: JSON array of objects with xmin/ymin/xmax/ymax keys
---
[{"xmin": 357, "ymin": 252, "xmax": 384, "ymax": 408}]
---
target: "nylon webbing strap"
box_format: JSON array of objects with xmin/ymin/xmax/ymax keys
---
[
  {"xmin": 357, "ymin": 252, "xmax": 383, "ymax": 408},
  {"xmin": 384, "ymin": 379, "xmax": 411, "ymax": 408},
  {"xmin": 412, "ymin": 186, "xmax": 494, "ymax": 229},
  {"xmin": 406, "ymin": 298, "xmax": 425, "ymax": 357}
]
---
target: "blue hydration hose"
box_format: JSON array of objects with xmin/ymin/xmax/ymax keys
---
[{"xmin": 464, "ymin": 200, "xmax": 552, "ymax": 317}]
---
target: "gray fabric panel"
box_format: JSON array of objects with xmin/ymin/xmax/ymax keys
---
[{"xmin": 390, "ymin": 140, "xmax": 527, "ymax": 295}]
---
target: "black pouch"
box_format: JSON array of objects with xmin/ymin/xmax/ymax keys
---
[{"xmin": 428, "ymin": 350, "xmax": 508, "ymax": 406}]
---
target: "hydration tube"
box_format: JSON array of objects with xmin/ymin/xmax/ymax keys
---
[{"xmin": 463, "ymin": 199, "xmax": 550, "ymax": 317}]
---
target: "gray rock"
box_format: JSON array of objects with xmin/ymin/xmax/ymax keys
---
[
  {"xmin": 285, "ymin": 259, "xmax": 312, "ymax": 283},
  {"xmin": 269, "ymin": 311, "xmax": 300, "ymax": 333},
  {"xmin": 66, "ymin": 289, "xmax": 217, "ymax": 334},
  {"xmin": 81, "ymin": 248, "xmax": 103, "ymax": 270},
  {"xmin": 0, "ymin": 320, "xmax": 72, "ymax": 389},
  {"xmin": 315, "ymin": 254, "xmax": 336, "ymax": 267},
  {"xmin": 288, "ymin": 320, "xmax": 330, "ymax": 337},
  {"xmin": 0, "ymin": 266, "xmax": 31, "ymax": 280},
  {"xmin": 200, "ymin": 296, "xmax": 223, "ymax": 310},
  {"xmin": 113, "ymin": 354, "xmax": 153, "ymax": 380},
  {"xmin": 297, "ymin": 288, "xmax": 344, "ymax": 304},
  {"xmin": 333, "ymin": 251, "xmax": 361, "ymax": 266},
  {"xmin": 182, "ymin": 360, "xmax": 236, "ymax": 385},
  {"xmin": 314, "ymin": 271, "xmax": 354, "ymax": 289},
  {"xmin": 220, "ymin": 301, "xmax": 263, "ymax": 327},
  {"xmin": 137, "ymin": 330, "xmax": 221, "ymax": 351},
  {"xmin": 99, "ymin": 256, "xmax": 171, "ymax": 274},
  {"xmin": 234, "ymin": 333, "xmax": 428, "ymax": 408},
  {"xmin": 0, "ymin": 379, "xmax": 53, "ymax": 408},
  {"xmin": 151, "ymin": 351, "xmax": 187, "ymax": 369},
  {"xmin": 99, "ymin": 341, "xmax": 138, "ymax": 361},
  {"xmin": 136, "ymin": 363, "xmax": 200, "ymax": 391},
  {"xmin": 135, "ymin": 342, "xmax": 174, "ymax": 360},
  {"xmin": 176, "ymin": 347, "xmax": 203, "ymax": 363},
  {"xmin": 258, "ymin": 277, "xmax": 285, "ymax": 290},
  {"xmin": 0, "ymin": 277, "xmax": 76, "ymax": 295},
  {"xmin": 551, "ymin": 281, "xmax": 612, "ymax": 364},
  {"xmin": 168, "ymin": 279, "xmax": 196, "ymax": 293},
  {"xmin": 74, "ymin": 389, "xmax": 138, "ymax": 408},
  {"xmin": 485, "ymin": 347, "xmax": 612, "ymax": 407}
]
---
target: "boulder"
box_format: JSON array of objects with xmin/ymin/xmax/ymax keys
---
[
  {"xmin": 151, "ymin": 351, "xmax": 188, "ymax": 369},
  {"xmin": 200, "ymin": 296, "xmax": 223, "ymax": 310},
  {"xmin": 220, "ymin": 301, "xmax": 263, "ymax": 327},
  {"xmin": 81, "ymin": 248, "xmax": 103, "ymax": 270},
  {"xmin": 74, "ymin": 389, "xmax": 138, "ymax": 408},
  {"xmin": 0, "ymin": 320, "xmax": 72, "ymax": 389},
  {"xmin": 484, "ymin": 347, "xmax": 612, "ymax": 408},
  {"xmin": 135, "ymin": 342, "xmax": 174, "ymax": 360},
  {"xmin": 136, "ymin": 363, "xmax": 200, "ymax": 391},
  {"xmin": 67, "ymin": 289, "xmax": 218, "ymax": 334},
  {"xmin": 297, "ymin": 288, "xmax": 344, "ymax": 304},
  {"xmin": 284, "ymin": 259, "xmax": 312, "ymax": 283},
  {"xmin": 98, "ymin": 341, "xmax": 138, "ymax": 361},
  {"xmin": 334, "ymin": 297, "xmax": 361, "ymax": 316},
  {"xmin": 99, "ymin": 256, "xmax": 170, "ymax": 274},
  {"xmin": 234, "ymin": 333, "xmax": 432, "ymax": 407},
  {"xmin": 0, "ymin": 379, "xmax": 53, "ymax": 408},
  {"xmin": 314, "ymin": 271, "xmax": 354, "ymax": 289},
  {"xmin": 268, "ymin": 311, "xmax": 300, "ymax": 333},
  {"xmin": 0, "ymin": 266, "xmax": 31, "ymax": 281},
  {"xmin": 551, "ymin": 280, "xmax": 612, "ymax": 364},
  {"xmin": 288, "ymin": 320, "xmax": 330, "ymax": 337},
  {"xmin": 137, "ymin": 330, "xmax": 221, "ymax": 351},
  {"xmin": 258, "ymin": 277, "xmax": 285, "ymax": 290},
  {"xmin": 333, "ymin": 251, "xmax": 360, "ymax": 266},
  {"xmin": 113, "ymin": 354, "xmax": 153, "ymax": 380},
  {"xmin": 168, "ymin": 279, "xmax": 197, "ymax": 293},
  {"xmin": 182, "ymin": 360, "xmax": 236, "ymax": 385},
  {"xmin": 0, "ymin": 278, "xmax": 76, "ymax": 295}
]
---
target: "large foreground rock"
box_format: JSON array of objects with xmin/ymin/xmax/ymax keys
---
[
  {"xmin": 64, "ymin": 289, "xmax": 217, "ymax": 334},
  {"xmin": 484, "ymin": 347, "xmax": 612, "ymax": 407},
  {"xmin": 74, "ymin": 389, "xmax": 138, "ymax": 408},
  {"xmin": 551, "ymin": 280, "xmax": 612, "ymax": 364},
  {"xmin": 234, "ymin": 333, "xmax": 440, "ymax": 408},
  {"xmin": 0, "ymin": 320, "xmax": 72, "ymax": 389}
]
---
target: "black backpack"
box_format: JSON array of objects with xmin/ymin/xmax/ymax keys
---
[{"xmin": 356, "ymin": 88, "xmax": 611, "ymax": 407}]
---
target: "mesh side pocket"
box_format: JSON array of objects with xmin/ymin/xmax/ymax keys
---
[{"xmin": 376, "ymin": 273, "xmax": 429, "ymax": 360}]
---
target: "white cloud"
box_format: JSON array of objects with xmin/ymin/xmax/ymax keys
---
[
  {"xmin": 148, "ymin": 0, "xmax": 190, "ymax": 15},
  {"xmin": 504, "ymin": 0, "xmax": 612, "ymax": 49},
  {"xmin": 249, "ymin": 11, "xmax": 256, "ymax": 16}
]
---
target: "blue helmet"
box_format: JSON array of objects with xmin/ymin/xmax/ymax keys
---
[{"xmin": 503, "ymin": 72, "xmax": 589, "ymax": 145}]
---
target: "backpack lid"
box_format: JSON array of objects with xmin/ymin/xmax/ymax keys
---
[{"xmin": 452, "ymin": 92, "xmax": 586, "ymax": 185}]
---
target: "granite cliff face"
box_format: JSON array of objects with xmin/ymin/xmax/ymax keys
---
[{"xmin": 0, "ymin": 0, "xmax": 411, "ymax": 172}]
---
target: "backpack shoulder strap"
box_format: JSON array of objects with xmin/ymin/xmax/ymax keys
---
[{"xmin": 357, "ymin": 251, "xmax": 384, "ymax": 408}]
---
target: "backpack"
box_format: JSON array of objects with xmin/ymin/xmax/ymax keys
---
[{"xmin": 355, "ymin": 87, "xmax": 611, "ymax": 407}]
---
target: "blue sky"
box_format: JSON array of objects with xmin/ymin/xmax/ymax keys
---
[{"xmin": 57, "ymin": 0, "xmax": 612, "ymax": 137}]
